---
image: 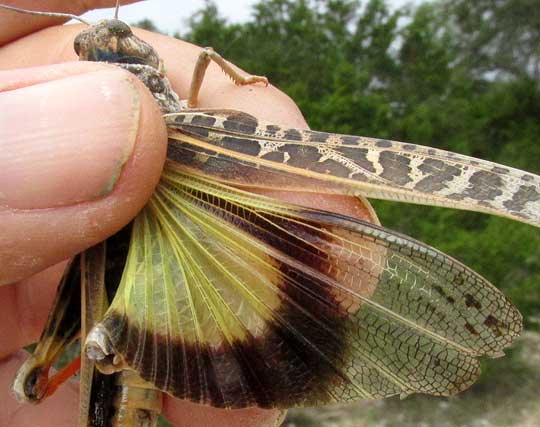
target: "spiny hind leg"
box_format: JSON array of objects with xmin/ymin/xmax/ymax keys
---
[
  {"xmin": 12, "ymin": 256, "xmax": 82, "ymax": 403},
  {"xmin": 187, "ymin": 47, "xmax": 269, "ymax": 108}
]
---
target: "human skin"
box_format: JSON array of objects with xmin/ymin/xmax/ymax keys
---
[{"xmin": 0, "ymin": 1, "xmax": 376, "ymax": 426}]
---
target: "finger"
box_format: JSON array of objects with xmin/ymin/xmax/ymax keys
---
[
  {"xmin": 0, "ymin": 24, "xmax": 308, "ymax": 127},
  {"xmin": 0, "ymin": 61, "xmax": 167, "ymax": 285},
  {"xmin": 0, "ymin": 262, "xmax": 65, "ymax": 358},
  {"xmin": 163, "ymin": 398, "xmax": 286, "ymax": 427},
  {"xmin": 0, "ymin": 352, "xmax": 79, "ymax": 427},
  {"xmin": 0, "ymin": 0, "xmax": 141, "ymax": 45}
]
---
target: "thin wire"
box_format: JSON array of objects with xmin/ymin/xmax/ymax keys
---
[{"xmin": 0, "ymin": 4, "xmax": 90, "ymax": 25}]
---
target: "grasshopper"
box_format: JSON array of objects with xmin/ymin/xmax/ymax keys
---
[{"xmin": 1, "ymin": 1, "xmax": 538, "ymax": 426}]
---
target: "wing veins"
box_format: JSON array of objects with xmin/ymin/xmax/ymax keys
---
[{"xmin": 154, "ymin": 187, "xmax": 378, "ymax": 397}]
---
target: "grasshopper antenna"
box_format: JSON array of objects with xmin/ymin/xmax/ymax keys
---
[
  {"xmin": 114, "ymin": 0, "xmax": 120, "ymax": 19},
  {"xmin": 0, "ymin": 4, "xmax": 90, "ymax": 25}
]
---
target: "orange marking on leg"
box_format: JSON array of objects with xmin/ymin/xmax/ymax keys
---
[{"xmin": 44, "ymin": 356, "xmax": 82, "ymax": 398}]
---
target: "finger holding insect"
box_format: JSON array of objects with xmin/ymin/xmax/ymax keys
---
[
  {"xmin": 0, "ymin": 21, "xmax": 307, "ymax": 127},
  {"xmin": 0, "ymin": 12, "xmax": 314, "ymax": 286},
  {"xmin": 0, "ymin": 61, "xmax": 168, "ymax": 285},
  {"xmin": 0, "ymin": 0, "xmax": 142, "ymax": 45}
]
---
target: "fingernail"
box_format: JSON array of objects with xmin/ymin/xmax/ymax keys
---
[{"xmin": 0, "ymin": 69, "xmax": 140, "ymax": 209}]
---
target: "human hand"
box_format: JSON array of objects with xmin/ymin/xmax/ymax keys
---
[{"xmin": 0, "ymin": 1, "xmax": 374, "ymax": 426}]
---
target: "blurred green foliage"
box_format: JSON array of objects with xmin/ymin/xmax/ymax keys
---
[{"xmin": 176, "ymin": 0, "xmax": 540, "ymax": 330}]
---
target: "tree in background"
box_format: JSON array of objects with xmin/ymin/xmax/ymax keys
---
[{"xmin": 443, "ymin": 0, "xmax": 540, "ymax": 80}]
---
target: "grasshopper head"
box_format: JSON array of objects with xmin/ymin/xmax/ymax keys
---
[{"xmin": 73, "ymin": 19, "xmax": 162, "ymax": 70}]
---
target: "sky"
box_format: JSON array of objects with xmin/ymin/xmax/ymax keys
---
[{"xmin": 82, "ymin": 0, "xmax": 417, "ymax": 35}]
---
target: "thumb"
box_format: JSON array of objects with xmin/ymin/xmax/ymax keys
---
[{"xmin": 0, "ymin": 62, "xmax": 167, "ymax": 285}]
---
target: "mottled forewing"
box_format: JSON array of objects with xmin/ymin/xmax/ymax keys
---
[{"xmin": 165, "ymin": 110, "xmax": 540, "ymax": 227}]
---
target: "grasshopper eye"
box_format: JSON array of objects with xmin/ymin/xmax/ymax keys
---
[{"xmin": 107, "ymin": 19, "xmax": 132, "ymax": 37}]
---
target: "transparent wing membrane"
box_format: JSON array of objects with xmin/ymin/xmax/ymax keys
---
[{"xmin": 93, "ymin": 162, "xmax": 522, "ymax": 409}]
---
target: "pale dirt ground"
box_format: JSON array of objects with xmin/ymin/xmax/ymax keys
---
[{"xmin": 283, "ymin": 332, "xmax": 540, "ymax": 427}]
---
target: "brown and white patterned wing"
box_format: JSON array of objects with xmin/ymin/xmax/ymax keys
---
[{"xmin": 165, "ymin": 110, "xmax": 540, "ymax": 227}]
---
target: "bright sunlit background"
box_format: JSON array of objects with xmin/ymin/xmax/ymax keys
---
[{"xmin": 82, "ymin": 0, "xmax": 418, "ymax": 33}]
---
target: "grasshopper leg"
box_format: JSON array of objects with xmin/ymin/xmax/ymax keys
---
[
  {"xmin": 12, "ymin": 256, "xmax": 81, "ymax": 403},
  {"xmin": 187, "ymin": 47, "xmax": 269, "ymax": 108}
]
